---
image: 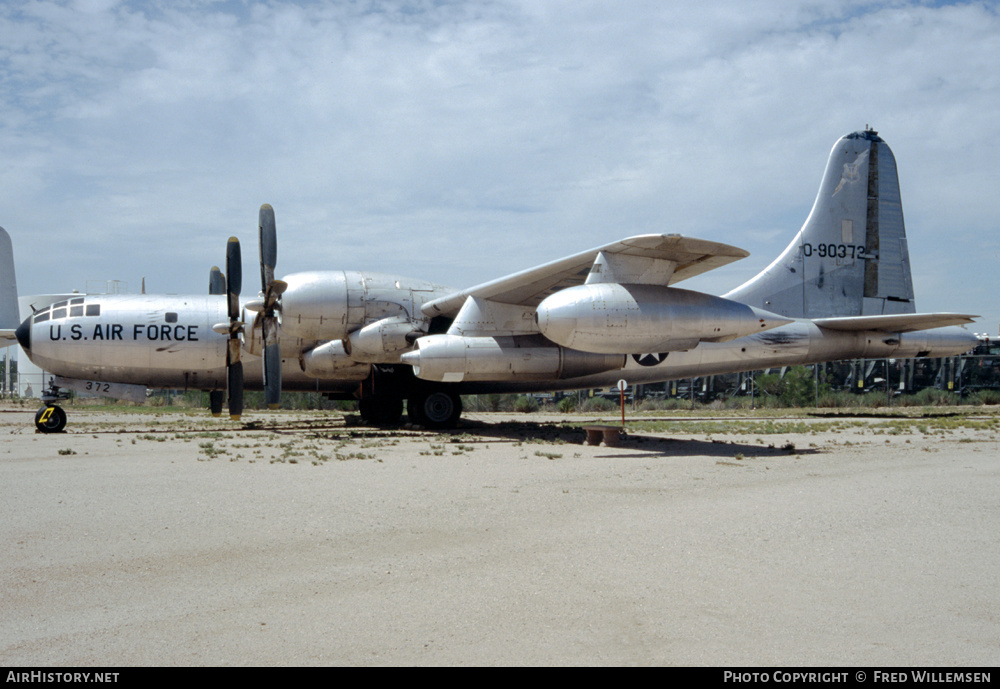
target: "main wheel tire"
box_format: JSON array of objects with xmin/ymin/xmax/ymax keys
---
[
  {"xmin": 209, "ymin": 390, "xmax": 225, "ymax": 417},
  {"xmin": 35, "ymin": 405, "xmax": 68, "ymax": 434},
  {"xmin": 359, "ymin": 396, "xmax": 403, "ymax": 425},
  {"xmin": 408, "ymin": 390, "xmax": 462, "ymax": 429}
]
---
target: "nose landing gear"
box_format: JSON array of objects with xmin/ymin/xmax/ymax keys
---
[
  {"xmin": 34, "ymin": 404, "xmax": 67, "ymax": 433},
  {"xmin": 35, "ymin": 379, "xmax": 70, "ymax": 433}
]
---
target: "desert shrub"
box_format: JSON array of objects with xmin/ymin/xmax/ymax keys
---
[
  {"xmin": 817, "ymin": 391, "xmax": 856, "ymax": 408},
  {"xmin": 754, "ymin": 366, "xmax": 828, "ymax": 407},
  {"xmin": 557, "ymin": 396, "xmax": 577, "ymax": 413},
  {"xmin": 892, "ymin": 393, "xmax": 926, "ymax": 407},
  {"xmin": 580, "ymin": 397, "xmax": 615, "ymax": 412},
  {"xmin": 638, "ymin": 397, "xmax": 691, "ymax": 411},
  {"xmin": 513, "ymin": 395, "xmax": 540, "ymax": 413},
  {"xmin": 465, "ymin": 394, "xmax": 517, "ymax": 412},
  {"xmin": 913, "ymin": 388, "xmax": 957, "ymax": 406},
  {"xmin": 967, "ymin": 389, "xmax": 1000, "ymax": 405},
  {"xmin": 485, "ymin": 394, "xmax": 507, "ymax": 411}
]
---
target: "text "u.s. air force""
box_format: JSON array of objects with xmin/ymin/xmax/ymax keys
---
[{"xmin": 48, "ymin": 324, "xmax": 200, "ymax": 342}]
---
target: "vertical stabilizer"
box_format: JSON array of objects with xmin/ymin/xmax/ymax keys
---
[
  {"xmin": 0, "ymin": 227, "xmax": 20, "ymax": 335},
  {"xmin": 725, "ymin": 130, "xmax": 915, "ymax": 318}
]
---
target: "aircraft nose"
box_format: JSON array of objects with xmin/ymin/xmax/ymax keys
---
[{"xmin": 15, "ymin": 316, "xmax": 30, "ymax": 351}]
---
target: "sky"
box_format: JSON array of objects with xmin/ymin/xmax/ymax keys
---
[{"xmin": 2, "ymin": 0, "xmax": 999, "ymax": 334}]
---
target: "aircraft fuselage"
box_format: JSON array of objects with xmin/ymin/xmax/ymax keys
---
[
  {"xmin": 19, "ymin": 294, "xmax": 229, "ymax": 389},
  {"xmin": 15, "ymin": 292, "xmax": 977, "ymax": 397}
]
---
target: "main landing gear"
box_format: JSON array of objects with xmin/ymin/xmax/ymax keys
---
[
  {"xmin": 358, "ymin": 395, "xmax": 404, "ymax": 425},
  {"xmin": 35, "ymin": 379, "xmax": 70, "ymax": 433},
  {"xmin": 406, "ymin": 388, "xmax": 462, "ymax": 429},
  {"xmin": 356, "ymin": 366, "xmax": 463, "ymax": 429},
  {"xmin": 357, "ymin": 388, "xmax": 462, "ymax": 429}
]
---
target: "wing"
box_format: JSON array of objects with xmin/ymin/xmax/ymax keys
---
[
  {"xmin": 813, "ymin": 313, "xmax": 978, "ymax": 333},
  {"xmin": 421, "ymin": 234, "xmax": 749, "ymax": 318}
]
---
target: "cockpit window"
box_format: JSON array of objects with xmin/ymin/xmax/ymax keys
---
[{"xmin": 32, "ymin": 300, "xmax": 98, "ymax": 321}]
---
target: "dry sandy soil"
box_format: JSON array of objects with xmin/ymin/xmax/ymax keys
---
[{"xmin": 1, "ymin": 403, "xmax": 998, "ymax": 666}]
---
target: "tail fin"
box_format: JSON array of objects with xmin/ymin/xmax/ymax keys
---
[
  {"xmin": 0, "ymin": 227, "xmax": 21, "ymax": 345},
  {"xmin": 725, "ymin": 129, "xmax": 915, "ymax": 318}
]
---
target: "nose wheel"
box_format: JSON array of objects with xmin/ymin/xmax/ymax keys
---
[
  {"xmin": 36, "ymin": 378, "xmax": 72, "ymax": 433},
  {"xmin": 35, "ymin": 405, "xmax": 68, "ymax": 433}
]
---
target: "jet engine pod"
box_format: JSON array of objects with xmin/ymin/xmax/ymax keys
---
[
  {"xmin": 299, "ymin": 340, "xmax": 371, "ymax": 380},
  {"xmin": 874, "ymin": 327, "xmax": 980, "ymax": 359},
  {"xmin": 400, "ymin": 334, "xmax": 625, "ymax": 383},
  {"xmin": 535, "ymin": 284, "xmax": 793, "ymax": 354}
]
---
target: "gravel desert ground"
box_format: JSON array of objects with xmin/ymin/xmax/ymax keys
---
[{"xmin": 1, "ymin": 403, "xmax": 998, "ymax": 666}]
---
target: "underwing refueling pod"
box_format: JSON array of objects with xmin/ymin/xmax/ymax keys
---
[{"xmin": 9, "ymin": 129, "xmax": 979, "ymax": 432}]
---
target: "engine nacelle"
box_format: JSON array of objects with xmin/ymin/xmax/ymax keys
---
[
  {"xmin": 345, "ymin": 316, "xmax": 417, "ymax": 363},
  {"xmin": 276, "ymin": 271, "xmax": 448, "ymax": 341},
  {"xmin": 277, "ymin": 271, "xmax": 352, "ymax": 340},
  {"xmin": 535, "ymin": 284, "xmax": 792, "ymax": 354},
  {"xmin": 399, "ymin": 334, "xmax": 625, "ymax": 383},
  {"xmin": 299, "ymin": 340, "xmax": 371, "ymax": 380}
]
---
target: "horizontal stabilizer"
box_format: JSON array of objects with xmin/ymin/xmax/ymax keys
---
[
  {"xmin": 0, "ymin": 329, "xmax": 17, "ymax": 345},
  {"xmin": 423, "ymin": 234, "xmax": 748, "ymax": 318},
  {"xmin": 813, "ymin": 313, "xmax": 977, "ymax": 333}
]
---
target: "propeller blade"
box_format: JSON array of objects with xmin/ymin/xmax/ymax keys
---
[
  {"xmin": 264, "ymin": 343, "xmax": 281, "ymax": 409},
  {"xmin": 228, "ymin": 360, "xmax": 244, "ymax": 420},
  {"xmin": 209, "ymin": 266, "xmax": 225, "ymax": 296},
  {"xmin": 257, "ymin": 204, "xmax": 282, "ymax": 410},
  {"xmin": 226, "ymin": 236, "xmax": 242, "ymax": 322},
  {"xmin": 209, "ymin": 389, "xmax": 224, "ymax": 417},
  {"xmin": 221, "ymin": 236, "xmax": 245, "ymax": 421},
  {"xmin": 259, "ymin": 204, "xmax": 276, "ymax": 292}
]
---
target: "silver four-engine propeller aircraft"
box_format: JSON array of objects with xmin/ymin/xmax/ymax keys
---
[{"xmin": 0, "ymin": 129, "xmax": 979, "ymax": 433}]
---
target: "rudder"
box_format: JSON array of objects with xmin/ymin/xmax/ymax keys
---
[
  {"xmin": 0, "ymin": 227, "xmax": 20, "ymax": 334},
  {"xmin": 725, "ymin": 129, "xmax": 915, "ymax": 318}
]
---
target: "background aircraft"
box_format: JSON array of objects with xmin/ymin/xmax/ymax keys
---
[{"xmin": 4, "ymin": 129, "xmax": 978, "ymax": 433}]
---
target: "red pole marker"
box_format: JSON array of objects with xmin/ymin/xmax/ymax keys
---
[{"xmin": 617, "ymin": 379, "xmax": 627, "ymax": 427}]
